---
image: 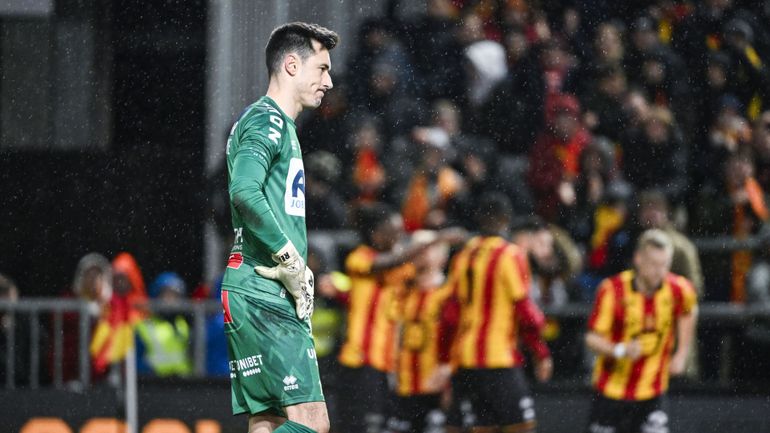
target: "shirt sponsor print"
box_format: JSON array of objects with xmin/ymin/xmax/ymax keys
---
[
  {"xmin": 230, "ymin": 354, "xmax": 264, "ymax": 379},
  {"xmin": 284, "ymin": 158, "xmax": 306, "ymax": 217}
]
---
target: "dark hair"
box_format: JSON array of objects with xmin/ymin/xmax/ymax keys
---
[
  {"xmin": 354, "ymin": 202, "xmax": 396, "ymax": 245},
  {"xmin": 511, "ymin": 215, "xmax": 547, "ymax": 233},
  {"xmin": 265, "ymin": 22, "xmax": 339, "ymax": 76},
  {"xmin": 475, "ymin": 192, "xmax": 514, "ymax": 230}
]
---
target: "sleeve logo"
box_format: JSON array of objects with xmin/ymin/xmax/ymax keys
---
[{"xmin": 284, "ymin": 158, "xmax": 306, "ymax": 217}]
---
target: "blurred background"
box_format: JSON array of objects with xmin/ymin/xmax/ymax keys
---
[{"xmin": 3, "ymin": 0, "xmax": 770, "ymax": 432}]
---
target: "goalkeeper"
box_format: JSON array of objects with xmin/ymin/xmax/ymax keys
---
[{"xmin": 220, "ymin": 22, "xmax": 338, "ymax": 433}]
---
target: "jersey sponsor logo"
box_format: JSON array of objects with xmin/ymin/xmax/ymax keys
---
[
  {"xmin": 227, "ymin": 252, "xmax": 244, "ymax": 269},
  {"xmin": 230, "ymin": 354, "xmax": 264, "ymax": 379},
  {"xmin": 284, "ymin": 158, "xmax": 306, "ymax": 217},
  {"xmin": 283, "ymin": 375, "xmax": 299, "ymax": 391}
]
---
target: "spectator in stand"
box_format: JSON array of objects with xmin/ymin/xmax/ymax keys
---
[
  {"xmin": 512, "ymin": 217, "xmax": 579, "ymax": 308},
  {"xmin": 694, "ymin": 95, "xmax": 752, "ymax": 195},
  {"xmin": 633, "ymin": 47, "xmax": 694, "ymax": 139},
  {"xmin": 672, "ymin": 0, "xmax": 740, "ymax": 85},
  {"xmin": 567, "ymin": 21, "xmax": 626, "ymax": 100},
  {"xmin": 404, "ymin": 0, "xmax": 466, "ymax": 103},
  {"xmin": 693, "ymin": 152, "xmax": 769, "ymax": 302},
  {"xmin": 691, "ymin": 52, "xmax": 735, "ymax": 186},
  {"xmin": 393, "ymin": 100, "xmax": 470, "ymax": 230},
  {"xmin": 90, "ymin": 252, "xmax": 149, "ymax": 377},
  {"xmin": 579, "ymin": 181, "xmax": 634, "ymax": 301},
  {"xmin": 751, "ymin": 110, "xmax": 770, "ymax": 188},
  {"xmin": 628, "ymin": 14, "xmax": 692, "ymax": 137},
  {"xmin": 49, "ymin": 252, "xmax": 112, "ymax": 387},
  {"xmin": 480, "ymin": 29, "xmax": 544, "ymax": 154},
  {"xmin": 463, "ymin": 38, "xmax": 508, "ymax": 125},
  {"xmin": 0, "ymin": 273, "xmax": 47, "ymax": 387},
  {"xmin": 540, "ymin": 38, "xmax": 578, "ymax": 97},
  {"xmin": 581, "ymin": 64, "xmax": 630, "ymax": 143},
  {"xmin": 627, "ymin": 15, "xmax": 687, "ymax": 85},
  {"xmin": 451, "ymin": 136, "xmax": 519, "ymax": 229},
  {"xmin": 562, "ymin": 137, "xmax": 620, "ymax": 250},
  {"xmin": 721, "ymin": 17, "xmax": 770, "ymax": 121},
  {"xmin": 298, "ymin": 86, "xmax": 350, "ymax": 156},
  {"xmin": 512, "ymin": 218, "xmax": 585, "ymax": 380},
  {"xmin": 622, "ymin": 106, "xmax": 689, "ymax": 204},
  {"xmin": 347, "ymin": 19, "xmax": 417, "ymax": 109},
  {"xmin": 358, "ymin": 59, "xmax": 428, "ymax": 142},
  {"xmin": 528, "ymin": 93, "xmax": 592, "ymax": 222},
  {"xmin": 348, "ymin": 117, "xmax": 389, "ymax": 205},
  {"xmin": 304, "ymin": 151, "xmax": 348, "ymax": 230},
  {"xmin": 135, "ymin": 272, "xmax": 192, "ymax": 377},
  {"xmin": 400, "ymin": 125, "xmax": 465, "ymax": 231}
]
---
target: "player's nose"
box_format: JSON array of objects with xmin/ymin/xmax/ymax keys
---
[{"xmin": 323, "ymin": 73, "xmax": 333, "ymax": 90}]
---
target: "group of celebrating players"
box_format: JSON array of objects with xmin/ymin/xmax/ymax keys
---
[{"xmin": 326, "ymin": 194, "xmax": 696, "ymax": 433}]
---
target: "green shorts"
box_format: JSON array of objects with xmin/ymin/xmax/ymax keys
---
[{"xmin": 222, "ymin": 288, "xmax": 324, "ymax": 416}]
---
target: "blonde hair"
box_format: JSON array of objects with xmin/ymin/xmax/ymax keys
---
[{"xmin": 635, "ymin": 229, "xmax": 674, "ymax": 258}]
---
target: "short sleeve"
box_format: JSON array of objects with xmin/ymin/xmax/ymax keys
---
[
  {"xmin": 675, "ymin": 276, "xmax": 698, "ymax": 315},
  {"xmin": 588, "ymin": 279, "xmax": 615, "ymax": 336}
]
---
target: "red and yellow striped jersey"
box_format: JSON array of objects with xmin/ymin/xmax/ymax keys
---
[
  {"xmin": 396, "ymin": 284, "xmax": 454, "ymax": 396},
  {"xmin": 338, "ymin": 245, "xmax": 414, "ymax": 372},
  {"xmin": 588, "ymin": 270, "xmax": 697, "ymax": 401},
  {"xmin": 448, "ymin": 236, "xmax": 532, "ymax": 369}
]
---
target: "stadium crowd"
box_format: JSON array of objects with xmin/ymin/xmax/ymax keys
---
[
  {"xmin": 4, "ymin": 0, "xmax": 770, "ymax": 432},
  {"xmin": 296, "ymin": 0, "xmax": 770, "ymax": 307}
]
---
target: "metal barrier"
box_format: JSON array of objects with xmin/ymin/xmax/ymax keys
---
[
  {"xmin": 2, "ymin": 299, "xmax": 770, "ymax": 390},
  {"xmin": 0, "ymin": 299, "xmax": 222, "ymax": 390}
]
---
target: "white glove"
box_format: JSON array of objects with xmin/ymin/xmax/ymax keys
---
[{"xmin": 254, "ymin": 240, "xmax": 314, "ymax": 320}]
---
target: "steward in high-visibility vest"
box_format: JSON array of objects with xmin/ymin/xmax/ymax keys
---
[{"xmin": 136, "ymin": 272, "xmax": 193, "ymax": 377}]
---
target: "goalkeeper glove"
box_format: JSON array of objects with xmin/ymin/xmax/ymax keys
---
[{"xmin": 254, "ymin": 240, "xmax": 314, "ymax": 320}]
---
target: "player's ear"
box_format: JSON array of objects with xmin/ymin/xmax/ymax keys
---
[{"xmin": 284, "ymin": 53, "xmax": 300, "ymax": 77}]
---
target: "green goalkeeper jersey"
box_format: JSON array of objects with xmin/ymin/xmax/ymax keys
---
[{"xmin": 222, "ymin": 96, "xmax": 307, "ymax": 298}]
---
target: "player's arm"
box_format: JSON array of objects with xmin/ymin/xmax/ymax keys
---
[
  {"xmin": 228, "ymin": 131, "xmax": 288, "ymax": 253},
  {"xmin": 670, "ymin": 280, "xmax": 699, "ymax": 375},
  {"xmin": 669, "ymin": 306, "xmax": 697, "ymax": 375},
  {"xmin": 370, "ymin": 227, "xmax": 467, "ymax": 273},
  {"xmin": 585, "ymin": 280, "xmax": 641, "ymax": 360},
  {"xmin": 515, "ymin": 297, "xmax": 552, "ymax": 382},
  {"xmin": 229, "ymin": 129, "xmax": 313, "ymax": 319},
  {"xmin": 507, "ymin": 249, "xmax": 552, "ymax": 381}
]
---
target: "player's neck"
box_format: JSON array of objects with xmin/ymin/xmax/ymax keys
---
[
  {"xmin": 633, "ymin": 275, "xmax": 659, "ymax": 296},
  {"xmin": 266, "ymin": 81, "xmax": 301, "ymax": 120}
]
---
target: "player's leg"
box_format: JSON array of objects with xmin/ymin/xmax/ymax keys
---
[
  {"xmin": 336, "ymin": 365, "xmax": 389, "ymax": 433},
  {"xmin": 280, "ymin": 401, "xmax": 330, "ymax": 433},
  {"xmin": 584, "ymin": 393, "xmax": 622, "ymax": 433},
  {"xmin": 446, "ymin": 369, "xmax": 480, "ymax": 433},
  {"xmin": 636, "ymin": 396, "xmax": 669, "ymax": 433},
  {"xmin": 248, "ymin": 412, "xmax": 286, "ymax": 433},
  {"xmin": 476, "ymin": 368, "xmax": 536, "ymax": 433},
  {"xmin": 224, "ymin": 291, "xmax": 326, "ymax": 432}
]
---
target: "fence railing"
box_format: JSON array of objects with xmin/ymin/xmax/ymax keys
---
[
  {"xmin": 2, "ymin": 299, "xmax": 770, "ymax": 390},
  {"xmin": 0, "ymin": 299, "xmax": 222, "ymax": 390}
]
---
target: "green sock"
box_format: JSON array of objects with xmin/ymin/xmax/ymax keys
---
[{"xmin": 273, "ymin": 420, "xmax": 317, "ymax": 433}]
